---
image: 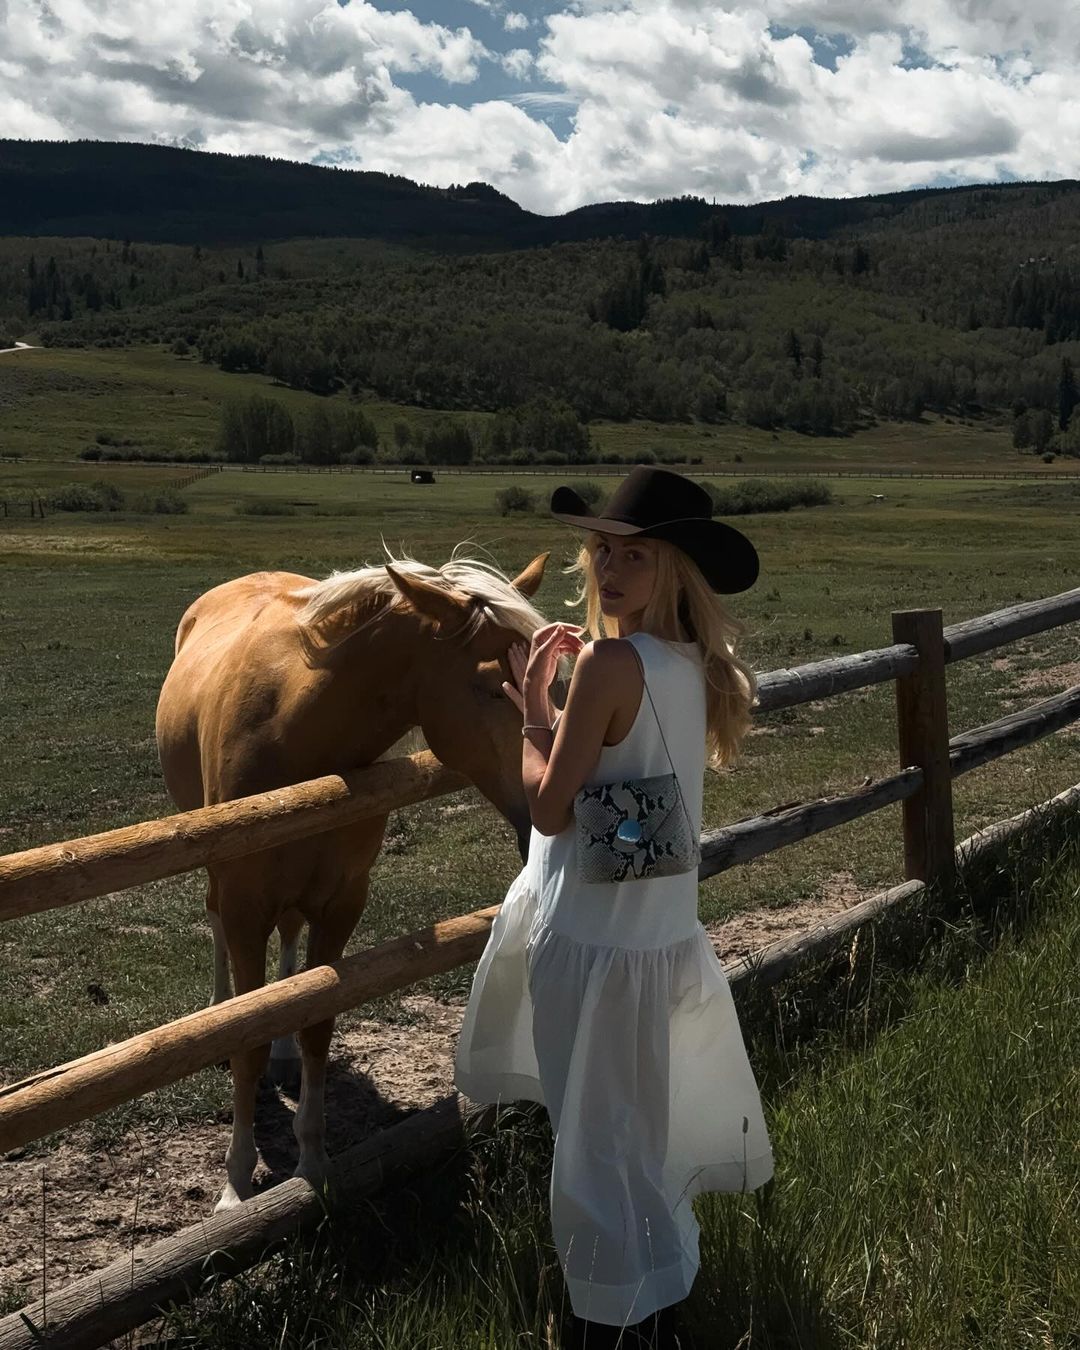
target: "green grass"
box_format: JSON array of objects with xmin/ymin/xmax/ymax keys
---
[
  {"xmin": 3, "ymin": 344, "xmax": 1078, "ymax": 474},
  {"xmin": 151, "ymin": 812, "xmax": 1080, "ymax": 1349},
  {"xmin": 1, "ymin": 467, "xmax": 1077, "ymax": 1147},
  {"xmin": 693, "ymin": 810, "xmax": 1080, "ymax": 1348}
]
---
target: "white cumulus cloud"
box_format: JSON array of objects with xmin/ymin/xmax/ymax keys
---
[{"xmin": 1, "ymin": 0, "xmax": 1078, "ymax": 216}]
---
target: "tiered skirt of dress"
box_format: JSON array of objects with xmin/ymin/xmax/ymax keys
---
[{"xmin": 454, "ymin": 861, "xmax": 774, "ymax": 1327}]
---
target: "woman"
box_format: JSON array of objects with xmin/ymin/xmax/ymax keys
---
[{"xmin": 454, "ymin": 467, "xmax": 773, "ymax": 1346}]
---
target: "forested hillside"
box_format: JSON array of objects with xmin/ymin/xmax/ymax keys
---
[{"xmin": 2, "ymin": 141, "xmax": 1079, "ymax": 456}]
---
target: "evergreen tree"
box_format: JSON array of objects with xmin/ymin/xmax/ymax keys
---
[{"xmin": 1058, "ymin": 357, "xmax": 1078, "ymax": 430}]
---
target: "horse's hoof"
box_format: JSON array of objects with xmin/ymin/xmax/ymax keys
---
[
  {"xmin": 213, "ymin": 1186, "xmax": 248, "ymax": 1212},
  {"xmin": 294, "ymin": 1156, "xmax": 331, "ymax": 1192},
  {"xmin": 267, "ymin": 1057, "xmax": 302, "ymax": 1092}
]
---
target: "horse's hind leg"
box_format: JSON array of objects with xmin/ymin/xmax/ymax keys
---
[
  {"xmin": 293, "ymin": 876, "xmax": 372, "ymax": 1188},
  {"xmin": 205, "ymin": 876, "xmax": 232, "ymax": 1007},
  {"xmin": 268, "ymin": 907, "xmax": 304, "ymax": 1091}
]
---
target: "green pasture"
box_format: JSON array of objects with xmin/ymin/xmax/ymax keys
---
[
  {"xmin": 1, "ymin": 466, "xmax": 1077, "ymax": 1146},
  {"xmin": 1, "ymin": 343, "xmax": 1074, "ymax": 473}
]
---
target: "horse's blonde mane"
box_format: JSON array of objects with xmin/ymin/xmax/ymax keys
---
[{"xmin": 293, "ymin": 544, "xmax": 546, "ymax": 644}]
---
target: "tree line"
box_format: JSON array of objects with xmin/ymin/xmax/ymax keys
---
[{"xmin": 4, "ymin": 171, "xmax": 1080, "ymax": 446}]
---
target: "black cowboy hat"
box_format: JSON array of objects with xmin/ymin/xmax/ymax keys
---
[{"xmin": 550, "ymin": 466, "xmax": 759, "ymax": 594}]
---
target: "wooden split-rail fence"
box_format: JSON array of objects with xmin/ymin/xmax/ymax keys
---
[{"xmin": 0, "ymin": 586, "xmax": 1079, "ymax": 1349}]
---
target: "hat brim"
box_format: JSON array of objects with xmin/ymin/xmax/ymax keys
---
[{"xmin": 551, "ymin": 487, "xmax": 759, "ymax": 594}]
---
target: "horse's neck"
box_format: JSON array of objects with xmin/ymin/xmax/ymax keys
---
[{"xmin": 321, "ymin": 609, "xmax": 426, "ymax": 763}]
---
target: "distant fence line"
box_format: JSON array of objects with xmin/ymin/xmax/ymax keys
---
[{"xmin": 5, "ymin": 456, "xmax": 1080, "ymax": 482}]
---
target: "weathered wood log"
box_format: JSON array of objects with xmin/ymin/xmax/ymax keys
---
[
  {"xmin": 953, "ymin": 780, "xmax": 1080, "ymax": 864},
  {"xmin": 0, "ymin": 907, "xmax": 498, "ymax": 1156},
  {"xmin": 892, "ymin": 609, "xmax": 955, "ymax": 886},
  {"xmin": 699, "ymin": 768, "xmax": 923, "ymax": 879},
  {"xmin": 943, "ymin": 585, "xmax": 1080, "ymax": 664},
  {"xmin": 949, "ymin": 683, "xmax": 1080, "ymax": 777},
  {"xmin": 723, "ymin": 777, "xmax": 1080, "ymax": 994},
  {"xmin": 726, "ymin": 878, "xmax": 927, "ymax": 992},
  {"xmin": 0, "ymin": 1095, "xmax": 480, "ymax": 1350},
  {"xmin": 755, "ymin": 643, "xmax": 918, "ymax": 713},
  {"xmin": 0, "ymin": 752, "xmax": 466, "ymax": 922}
]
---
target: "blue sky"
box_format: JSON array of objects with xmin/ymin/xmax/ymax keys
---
[{"xmin": 3, "ymin": 1, "xmax": 1077, "ymax": 214}]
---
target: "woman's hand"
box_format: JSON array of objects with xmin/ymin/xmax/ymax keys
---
[{"xmin": 502, "ymin": 623, "xmax": 586, "ymax": 719}]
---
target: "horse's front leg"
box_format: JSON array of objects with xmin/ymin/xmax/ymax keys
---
[{"xmin": 205, "ymin": 877, "xmax": 232, "ymax": 1007}]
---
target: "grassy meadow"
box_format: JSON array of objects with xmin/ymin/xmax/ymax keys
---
[
  {"xmin": 1, "ymin": 348, "xmax": 1079, "ymax": 1343},
  {"xmin": 3, "ymin": 342, "xmax": 1079, "ymax": 474},
  {"xmin": 1, "ymin": 448, "xmax": 1078, "ymax": 1123}
]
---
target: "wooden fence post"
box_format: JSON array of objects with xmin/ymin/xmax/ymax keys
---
[{"xmin": 892, "ymin": 608, "xmax": 955, "ymax": 887}]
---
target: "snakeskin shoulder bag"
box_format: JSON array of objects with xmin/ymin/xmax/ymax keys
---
[{"xmin": 573, "ymin": 649, "xmax": 700, "ymax": 884}]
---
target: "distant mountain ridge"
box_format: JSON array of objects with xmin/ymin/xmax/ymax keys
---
[{"xmin": 3, "ymin": 138, "xmax": 1078, "ymax": 248}]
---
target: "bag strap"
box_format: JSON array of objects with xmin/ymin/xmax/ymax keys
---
[{"xmin": 626, "ymin": 639, "xmax": 697, "ymax": 840}]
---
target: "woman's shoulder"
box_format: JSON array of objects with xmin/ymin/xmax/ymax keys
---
[{"xmin": 571, "ymin": 637, "xmax": 642, "ymax": 698}]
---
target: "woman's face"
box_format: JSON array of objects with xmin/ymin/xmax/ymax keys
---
[{"xmin": 591, "ymin": 533, "xmax": 658, "ymax": 623}]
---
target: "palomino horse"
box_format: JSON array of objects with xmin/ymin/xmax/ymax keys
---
[{"xmin": 156, "ymin": 550, "xmax": 549, "ymax": 1209}]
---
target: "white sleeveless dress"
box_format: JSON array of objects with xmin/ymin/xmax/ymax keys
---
[{"xmin": 454, "ymin": 632, "xmax": 773, "ymax": 1327}]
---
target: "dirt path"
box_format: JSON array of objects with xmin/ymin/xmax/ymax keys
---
[
  {"xmin": 0, "ymin": 875, "xmax": 870, "ymax": 1306},
  {"xmin": 0, "ymin": 342, "xmax": 38, "ymax": 355}
]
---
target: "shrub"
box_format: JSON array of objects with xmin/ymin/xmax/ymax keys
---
[
  {"xmin": 48, "ymin": 482, "xmax": 107, "ymax": 512},
  {"xmin": 258, "ymin": 453, "xmax": 300, "ymax": 465},
  {"xmin": 340, "ymin": 447, "xmax": 374, "ymax": 465},
  {"xmin": 152, "ymin": 488, "xmax": 189, "ymax": 514},
  {"xmin": 698, "ymin": 479, "xmax": 834, "ymax": 516},
  {"xmin": 79, "ymin": 446, "xmax": 101, "ymax": 461},
  {"xmin": 91, "ymin": 480, "xmax": 125, "ymax": 511},
  {"xmin": 129, "ymin": 489, "xmax": 189, "ymax": 514},
  {"xmin": 495, "ymin": 485, "xmax": 537, "ymax": 516}
]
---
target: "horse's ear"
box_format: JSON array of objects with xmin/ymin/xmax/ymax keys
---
[
  {"xmin": 385, "ymin": 565, "xmax": 471, "ymax": 633},
  {"xmin": 511, "ymin": 552, "xmax": 549, "ymax": 598}
]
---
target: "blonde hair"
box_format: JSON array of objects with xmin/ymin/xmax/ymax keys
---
[{"xmin": 566, "ymin": 535, "xmax": 756, "ymax": 768}]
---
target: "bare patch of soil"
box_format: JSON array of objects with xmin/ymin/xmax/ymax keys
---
[
  {"xmin": 1014, "ymin": 661, "xmax": 1080, "ymax": 694},
  {"xmin": 705, "ymin": 870, "xmax": 870, "ymax": 965},
  {"xmin": 0, "ymin": 994, "xmax": 466, "ymax": 1304}
]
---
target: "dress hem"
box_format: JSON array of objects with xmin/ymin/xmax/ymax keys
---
[
  {"xmin": 454, "ymin": 1073, "xmax": 546, "ymax": 1108},
  {"xmin": 563, "ymin": 1252, "xmax": 697, "ymax": 1327}
]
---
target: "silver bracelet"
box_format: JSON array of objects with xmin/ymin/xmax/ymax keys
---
[{"xmin": 521, "ymin": 723, "xmax": 553, "ymax": 736}]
